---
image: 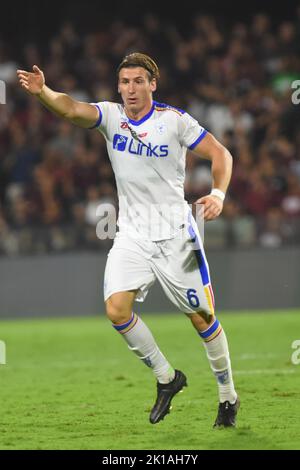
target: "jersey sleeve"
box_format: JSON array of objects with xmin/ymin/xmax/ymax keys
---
[
  {"xmin": 88, "ymin": 101, "xmax": 112, "ymax": 134},
  {"xmin": 178, "ymin": 112, "xmax": 208, "ymax": 150}
]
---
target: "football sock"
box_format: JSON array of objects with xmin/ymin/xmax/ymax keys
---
[
  {"xmin": 199, "ymin": 317, "xmax": 237, "ymax": 404},
  {"xmin": 112, "ymin": 312, "xmax": 175, "ymax": 384}
]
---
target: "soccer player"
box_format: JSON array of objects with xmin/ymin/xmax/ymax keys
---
[{"xmin": 17, "ymin": 53, "xmax": 239, "ymax": 427}]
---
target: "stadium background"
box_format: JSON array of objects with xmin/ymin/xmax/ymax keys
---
[
  {"xmin": 1, "ymin": 0, "xmax": 300, "ymax": 315},
  {"xmin": 0, "ymin": 0, "xmax": 300, "ymax": 451}
]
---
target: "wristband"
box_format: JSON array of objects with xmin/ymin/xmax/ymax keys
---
[{"xmin": 210, "ymin": 188, "xmax": 225, "ymax": 201}]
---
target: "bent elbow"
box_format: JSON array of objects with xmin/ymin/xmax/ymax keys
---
[
  {"xmin": 63, "ymin": 107, "xmax": 77, "ymax": 121},
  {"xmin": 225, "ymin": 148, "xmax": 233, "ymax": 168}
]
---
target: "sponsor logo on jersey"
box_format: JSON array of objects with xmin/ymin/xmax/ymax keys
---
[
  {"xmin": 120, "ymin": 122, "xmax": 146, "ymax": 138},
  {"xmin": 112, "ymin": 134, "xmax": 168, "ymax": 157},
  {"xmin": 113, "ymin": 134, "xmax": 128, "ymax": 151}
]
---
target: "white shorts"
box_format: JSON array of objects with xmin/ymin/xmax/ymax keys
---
[{"xmin": 103, "ymin": 219, "xmax": 215, "ymax": 315}]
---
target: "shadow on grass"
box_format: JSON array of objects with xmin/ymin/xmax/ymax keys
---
[
  {"xmin": 208, "ymin": 425, "xmax": 282, "ymax": 450},
  {"xmin": 143, "ymin": 424, "xmax": 282, "ymax": 450}
]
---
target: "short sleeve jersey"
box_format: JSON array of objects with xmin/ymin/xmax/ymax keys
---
[{"xmin": 91, "ymin": 100, "xmax": 207, "ymax": 240}]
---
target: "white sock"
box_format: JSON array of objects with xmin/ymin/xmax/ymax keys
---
[
  {"xmin": 112, "ymin": 312, "xmax": 175, "ymax": 384},
  {"xmin": 199, "ymin": 318, "xmax": 237, "ymax": 404}
]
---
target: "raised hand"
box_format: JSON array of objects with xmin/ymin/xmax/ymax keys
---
[{"xmin": 17, "ymin": 65, "xmax": 45, "ymax": 95}]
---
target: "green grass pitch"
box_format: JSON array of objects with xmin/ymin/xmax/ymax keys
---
[{"xmin": 0, "ymin": 310, "xmax": 299, "ymax": 450}]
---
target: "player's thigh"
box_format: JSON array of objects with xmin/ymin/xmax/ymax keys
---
[
  {"xmin": 152, "ymin": 236, "xmax": 215, "ymax": 316},
  {"xmin": 104, "ymin": 237, "xmax": 155, "ymax": 307}
]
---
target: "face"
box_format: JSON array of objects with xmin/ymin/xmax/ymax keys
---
[{"xmin": 118, "ymin": 67, "xmax": 156, "ymax": 115}]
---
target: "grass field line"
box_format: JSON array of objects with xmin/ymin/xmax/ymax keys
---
[
  {"xmin": 6, "ymin": 362, "xmax": 297, "ymax": 377},
  {"xmin": 234, "ymin": 368, "xmax": 296, "ymax": 375},
  {"xmin": 236, "ymin": 353, "xmax": 283, "ymax": 360}
]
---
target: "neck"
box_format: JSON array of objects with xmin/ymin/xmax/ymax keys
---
[{"xmin": 125, "ymin": 101, "xmax": 153, "ymax": 121}]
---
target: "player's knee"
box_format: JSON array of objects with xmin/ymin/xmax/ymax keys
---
[
  {"xmin": 197, "ymin": 310, "xmax": 215, "ymax": 327},
  {"xmin": 188, "ymin": 311, "xmax": 215, "ymax": 331},
  {"xmin": 105, "ymin": 296, "xmax": 131, "ymax": 324}
]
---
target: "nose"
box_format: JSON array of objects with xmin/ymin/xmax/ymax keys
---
[{"xmin": 128, "ymin": 82, "xmax": 135, "ymax": 94}]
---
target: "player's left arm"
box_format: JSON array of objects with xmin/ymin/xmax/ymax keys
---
[{"xmin": 191, "ymin": 132, "xmax": 233, "ymax": 221}]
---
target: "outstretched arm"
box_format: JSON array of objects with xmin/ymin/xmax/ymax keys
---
[
  {"xmin": 191, "ymin": 132, "xmax": 233, "ymax": 221},
  {"xmin": 17, "ymin": 65, "xmax": 99, "ymax": 128}
]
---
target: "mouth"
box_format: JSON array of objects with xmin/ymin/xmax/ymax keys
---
[{"xmin": 128, "ymin": 98, "xmax": 137, "ymax": 104}]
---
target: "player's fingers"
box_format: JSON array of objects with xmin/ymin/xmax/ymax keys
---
[
  {"xmin": 20, "ymin": 82, "xmax": 29, "ymax": 91},
  {"xmin": 205, "ymin": 207, "xmax": 221, "ymax": 220},
  {"xmin": 18, "ymin": 74, "xmax": 28, "ymax": 82},
  {"xmin": 17, "ymin": 70, "xmax": 29, "ymax": 76},
  {"xmin": 204, "ymin": 213, "xmax": 215, "ymax": 221},
  {"xmin": 204, "ymin": 212, "xmax": 215, "ymax": 221},
  {"xmin": 33, "ymin": 65, "xmax": 42, "ymax": 74},
  {"xmin": 203, "ymin": 204, "xmax": 212, "ymax": 215},
  {"xmin": 203, "ymin": 204, "xmax": 218, "ymax": 217},
  {"xmin": 197, "ymin": 200, "xmax": 222, "ymax": 220},
  {"xmin": 20, "ymin": 79, "xmax": 28, "ymax": 87},
  {"xmin": 210, "ymin": 203, "xmax": 221, "ymax": 214},
  {"xmin": 197, "ymin": 197, "xmax": 209, "ymax": 205}
]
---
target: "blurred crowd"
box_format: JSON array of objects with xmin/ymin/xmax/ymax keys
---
[{"xmin": 1, "ymin": 9, "xmax": 300, "ymax": 256}]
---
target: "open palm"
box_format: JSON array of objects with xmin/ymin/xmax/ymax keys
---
[{"xmin": 17, "ymin": 65, "xmax": 45, "ymax": 95}]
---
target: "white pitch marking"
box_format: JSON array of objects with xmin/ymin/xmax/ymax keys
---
[
  {"xmin": 237, "ymin": 353, "xmax": 282, "ymax": 360},
  {"xmin": 234, "ymin": 369, "xmax": 295, "ymax": 375}
]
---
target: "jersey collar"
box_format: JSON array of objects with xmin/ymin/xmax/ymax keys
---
[{"xmin": 126, "ymin": 102, "xmax": 155, "ymax": 126}]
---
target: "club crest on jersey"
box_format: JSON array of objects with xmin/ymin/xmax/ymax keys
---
[
  {"xmin": 155, "ymin": 121, "xmax": 166, "ymax": 135},
  {"xmin": 120, "ymin": 121, "xmax": 129, "ymax": 129}
]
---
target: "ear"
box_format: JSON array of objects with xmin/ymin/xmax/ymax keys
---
[{"xmin": 150, "ymin": 79, "xmax": 157, "ymax": 93}]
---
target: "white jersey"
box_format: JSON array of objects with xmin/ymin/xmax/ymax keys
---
[{"xmin": 91, "ymin": 100, "xmax": 207, "ymax": 240}]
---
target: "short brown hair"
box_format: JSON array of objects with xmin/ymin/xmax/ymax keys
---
[{"xmin": 117, "ymin": 52, "xmax": 160, "ymax": 81}]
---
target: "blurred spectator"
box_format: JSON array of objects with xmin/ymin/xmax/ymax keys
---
[
  {"xmin": 1, "ymin": 8, "xmax": 300, "ymax": 255},
  {"xmin": 281, "ymin": 174, "xmax": 300, "ymax": 218},
  {"xmin": 222, "ymin": 199, "xmax": 257, "ymax": 248},
  {"xmin": 259, "ymin": 208, "xmax": 286, "ymax": 248}
]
